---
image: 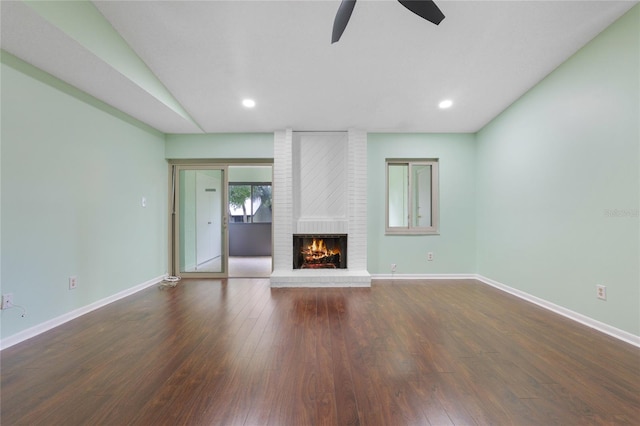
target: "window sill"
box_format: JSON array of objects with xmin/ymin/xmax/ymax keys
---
[{"xmin": 385, "ymin": 229, "xmax": 440, "ymax": 236}]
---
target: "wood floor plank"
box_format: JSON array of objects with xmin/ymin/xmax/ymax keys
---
[
  {"xmin": 315, "ymin": 292, "xmax": 339, "ymax": 426},
  {"xmin": 326, "ymin": 290, "xmax": 361, "ymax": 426},
  {"xmin": 351, "ymin": 286, "xmax": 432, "ymax": 425},
  {"xmin": 2, "ymin": 278, "xmax": 639, "ymax": 425},
  {"xmin": 339, "ymin": 288, "xmax": 405, "ymax": 425}
]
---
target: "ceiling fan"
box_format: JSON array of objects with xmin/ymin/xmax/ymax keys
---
[{"xmin": 332, "ymin": 0, "xmax": 445, "ymax": 43}]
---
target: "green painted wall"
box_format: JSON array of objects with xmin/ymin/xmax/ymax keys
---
[
  {"xmin": 476, "ymin": 6, "xmax": 639, "ymax": 335},
  {"xmin": 165, "ymin": 133, "xmax": 273, "ymax": 159},
  {"xmin": 368, "ymin": 134, "xmax": 477, "ymax": 274},
  {"xmin": 1, "ymin": 54, "xmax": 168, "ymax": 339}
]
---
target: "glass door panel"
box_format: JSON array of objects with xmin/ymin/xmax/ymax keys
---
[
  {"xmin": 175, "ymin": 167, "xmax": 227, "ymax": 277},
  {"xmin": 252, "ymin": 185, "xmax": 272, "ymax": 223},
  {"xmin": 388, "ymin": 164, "xmax": 408, "ymax": 227},
  {"xmin": 412, "ymin": 165, "xmax": 432, "ymax": 228}
]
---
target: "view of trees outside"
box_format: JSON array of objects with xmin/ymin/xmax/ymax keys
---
[{"xmin": 228, "ymin": 184, "xmax": 272, "ymax": 223}]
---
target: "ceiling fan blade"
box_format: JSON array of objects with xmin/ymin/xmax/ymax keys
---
[
  {"xmin": 332, "ymin": 0, "xmax": 357, "ymax": 43},
  {"xmin": 397, "ymin": 0, "xmax": 445, "ymax": 25}
]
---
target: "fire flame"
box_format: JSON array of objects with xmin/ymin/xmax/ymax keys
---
[
  {"xmin": 311, "ymin": 238, "xmax": 326, "ymax": 254},
  {"xmin": 299, "ymin": 237, "xmax": 341, "ymax": 269},
  {"xmin": 304, "ymin": 238, "xmax": 339, "ymax": 258}
]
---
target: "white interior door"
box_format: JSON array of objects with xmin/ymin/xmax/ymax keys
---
[{"xmin": 195, "ymin": 171, "xmax": 220, "ymax": 268}]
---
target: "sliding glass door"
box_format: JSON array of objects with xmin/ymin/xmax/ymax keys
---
[{"xmin": 172, "ymin": 165, "xmax": 228, "ymax": 277}]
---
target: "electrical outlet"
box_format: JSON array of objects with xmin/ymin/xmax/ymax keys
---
[
  {"xmin": 69, "ymin": 276, "xmax": 78, "ymax": 290},
  {"xmin": 1, "ymin": 293, "xmax": 14, "ymax": 310},
  {"xmin": 596, "ymin": 285, "xmax": 606, "ymax": 300},
  {"xmin": 427, "ymin": 252, "xmax": 434, "ymax": 261},
  {"xmin": 391, "ymin": 263, "xmax": 397, "ymax": 272}
]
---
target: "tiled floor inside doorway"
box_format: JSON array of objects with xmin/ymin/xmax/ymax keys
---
[{"xmin": 229, "ymin": 256, "xmax": 272, "ymax": 278}]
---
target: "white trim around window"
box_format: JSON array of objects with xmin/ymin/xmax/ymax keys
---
[{"xmin": 385, "ymin": 159, "xmax": 439, "ymax": 235}]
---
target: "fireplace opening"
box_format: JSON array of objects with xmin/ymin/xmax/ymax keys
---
[{"xmin": 293, "ymin": 235, "xmax": 347, "ymax": 269}]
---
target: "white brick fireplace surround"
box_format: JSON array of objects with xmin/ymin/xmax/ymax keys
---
[{"xmin": 270, "ymin": 129, "xmax": 371, "ymax": 287}]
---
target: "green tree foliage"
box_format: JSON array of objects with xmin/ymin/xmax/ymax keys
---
[
  {"xmin": 229, "ymin": 185, "xmax": 251, "ymax": 222},
  {"xmin": 253, "ymin": 185, "xmax": 272, "ymax": 209}
]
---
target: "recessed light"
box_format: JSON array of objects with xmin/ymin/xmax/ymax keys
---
[
  {"xmin": 438, "ymin": 99, "xmax": 453, "ymax": 109},
  {"xmin": 242, "ymin": 99, "xmax": 256, "ymax": 108}
]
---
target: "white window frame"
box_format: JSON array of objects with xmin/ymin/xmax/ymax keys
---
[{"xmin": 385, "ymin": 159, "xmax": 439, "ymax": 235}]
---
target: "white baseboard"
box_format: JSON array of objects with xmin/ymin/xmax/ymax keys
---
[
  {"xmin": 476, "ymin": 275, "xmax": 640, "ymax": 348},
  {"xmin": 0, "ymin": 274, "xmax": 166, "ymax": 351},
  {"xmin": 371, "ymin": 273, "xmax": 476, "ymax": 280}
]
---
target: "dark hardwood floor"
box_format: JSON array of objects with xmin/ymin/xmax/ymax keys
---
[{"xmin": 1, "ymin": 279, "xmax": 638, "ymax": 425}]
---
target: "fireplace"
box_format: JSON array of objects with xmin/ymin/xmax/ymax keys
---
[
  {"xmin": 293, "ymin": 235, "xmax": 347, "ymax": 269},
  {"xmin": 271, "ymin": 130, "xmax": 370, "ymax": 287}
]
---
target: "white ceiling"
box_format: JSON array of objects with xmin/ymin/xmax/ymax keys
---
[{"xmin": 1, "ymin": 0, "xmax": 636, "ymax": 134}]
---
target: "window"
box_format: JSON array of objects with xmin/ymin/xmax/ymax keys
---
[
  {"xmin": 386, "ymin": 159, "xmax": 439, "ymax": 234},
  {"xmin": 228, "ymin": 183, "xmax": 272, "ymax": 223}
]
